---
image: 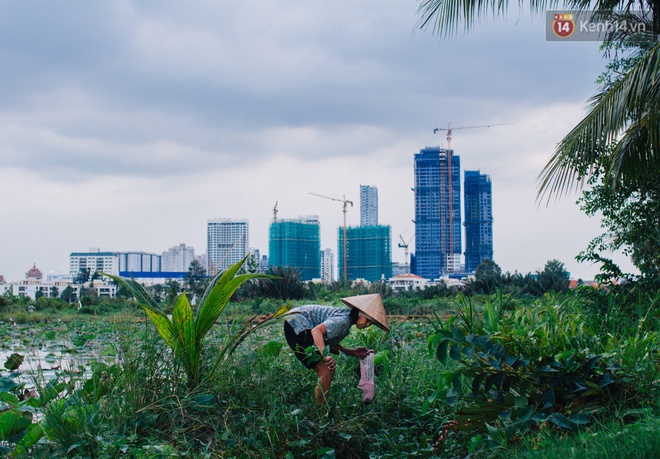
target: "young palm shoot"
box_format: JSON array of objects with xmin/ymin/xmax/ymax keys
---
[{"xmin": 104, "ymin": 256, "xmax": 288, "ymax": 387}]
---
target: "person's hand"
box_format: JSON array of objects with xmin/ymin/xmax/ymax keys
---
[
  {"xmin": 324, "ymin": 356, "xmax": 336, "ymax": 371},
  {"xmin": 353, "ymin": 347, "xmax": 374, "ymax": 360}
]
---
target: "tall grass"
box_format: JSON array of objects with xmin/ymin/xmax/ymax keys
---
[
  {"xmin": 5, "ymin": 286, "xmax": 660, "ymax": 458},
  {"xmin": 509, "ymin": 415, "xmax": 660, "ymax": 459}
]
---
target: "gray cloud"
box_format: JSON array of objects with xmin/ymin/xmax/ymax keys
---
[{"xmin": 0, "ymin": 0, "xmax": 629, "ymax": 281}]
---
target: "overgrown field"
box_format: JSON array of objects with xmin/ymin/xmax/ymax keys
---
[{"xmin": 1, "ymin": 286, "xmax": 659, "ymax": 458}]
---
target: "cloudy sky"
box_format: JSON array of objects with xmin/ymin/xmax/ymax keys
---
[{"xmin": 0, "ymin": 1, "xmax": 636, "ymax": 282}]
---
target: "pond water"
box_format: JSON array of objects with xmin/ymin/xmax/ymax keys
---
[{"xmin": 0, "ymin": 319, "xmax": 122, "ymax": 386}]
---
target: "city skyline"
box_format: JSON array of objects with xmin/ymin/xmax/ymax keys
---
[{"xmin": 0, "ymin": 1, "xmax": 638, "ymax": 283}]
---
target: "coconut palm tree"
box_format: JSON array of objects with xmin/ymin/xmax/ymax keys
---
[{"xmin": 417, "ymin": 0, "xmax": 660, "ymax": 202}]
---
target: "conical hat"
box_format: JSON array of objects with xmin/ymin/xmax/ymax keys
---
[{"xmin": 341, "ymin": 293, "xmax": 389, "ymax": 332}]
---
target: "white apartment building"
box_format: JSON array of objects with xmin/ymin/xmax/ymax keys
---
[
  {"xmin": 161, "ymin": 243, "xmax": 195, "ymax": 272},
  {"xmin": 69, "ymin": 250, "xmax": 119, "ymax": 277},
  {"xmin": 207, "ymin": 218, "xmax": 249, "ymax": 276},
  {"xmin": 320, "ymin": 248, "xmax": 335, "ymax": 284}
]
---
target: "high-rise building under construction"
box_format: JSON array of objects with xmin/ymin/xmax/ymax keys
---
[
  {"xmin": 360, "ymin": 185, "xmax": 378, "ymax": 226},
  {"xmin": 413, "ymin": 146, "xmax": 462, "ymax": 280},
  {"xmin": 338, "ymin": 225, "xmax": 392, "ymax": 282},
  {"xmin": 269, "ymin": 215, "xmax": 321, "ymax": 281},
  {"xmin": 464, "ymin": 170, "xmax": 493, "ymax": 273}
]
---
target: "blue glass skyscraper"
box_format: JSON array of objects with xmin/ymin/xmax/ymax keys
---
[
  {"xmin": 464, "ymin": 171, "xmax": 494, "ymax": 273},
  {"xmin": 413, "ymin": 146, "xmax": 461, "ymax": 280}
]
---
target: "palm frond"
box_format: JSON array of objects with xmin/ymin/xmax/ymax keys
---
[
  {"xmin": 537, "ymin": 40, "xmax": 660, "ymax": 203},
  {"xmin": 102, "ymin": 272, "xmax": 162, "ymax": 313},
  {"xmin": 416, "ymin": 0, "xmax": 596, "ymax": 37}
]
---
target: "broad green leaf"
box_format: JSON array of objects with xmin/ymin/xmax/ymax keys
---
[
  {"xmin": 0, "ymin": 377, "xmax": 19, "ymax": 393},
  {"xmin": 449, "ymin": 343, "xmax": 462, "ymax": 361},
  {"xmin": 568, "ymin": 414, "xmax": 590, "ymax": 425},
  {"xmin": 471, "ymin": 372, "xmax": 486, "ymax": 396},
  {"xmin": 9, "ymin": 422, "xmax": 45, "ymax": 458},
  {"xmin": 549, "ymin": 413, "xmax": 575, "ymax": 430},
  {"xmin": 0, "ymin": 409, "xmax": 32, "ymax": 441},
  {"xmin": 541, "ymin": 389, "xmax": 555, "ymax": 409},
  {"xmin": 4, "ymin": 354, "xmax": 24, "ymax": 371},
  {"xmin": 0, "ymin": 392, "xmax": 19, "ymax": 407},
  {"xmin": 436, "ymin": 339, "xmax": 449, "ymax": 365}
]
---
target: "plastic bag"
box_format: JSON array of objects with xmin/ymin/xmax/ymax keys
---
[{"xmin": 358, "ymin": 351, "xmax": 375, "ymax": 404}]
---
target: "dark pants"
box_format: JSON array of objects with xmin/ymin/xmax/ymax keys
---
[{"xmin": 284, "ymin": 321, "xmax": 321, "ymax": 369}]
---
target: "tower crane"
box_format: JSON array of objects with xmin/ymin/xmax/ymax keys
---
[
  {"xmin": 309, "ymin": 192, "xmax": 353, "ymax": 280},
  {"xmin": 432, "ymin": 122, "xmax": 512, "ymax": 272},
  {"xmin": 433, "ymin": 122, "xmax": 513, "ymax": 152},
  {"xmin": 398, "ymin": 234, "xmax": 414, "ymax": 265},
  {"xmin": 273, "ymin": 201, "xmax": 278, "ymax": 222}
]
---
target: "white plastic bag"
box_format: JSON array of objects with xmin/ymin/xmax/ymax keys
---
[{"xmin": 358, "ymin": 351, "xmax": 375, "ymax": 404}]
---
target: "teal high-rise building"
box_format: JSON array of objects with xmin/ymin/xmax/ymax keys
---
[
  {"xmin": 338, "ymin": 225, "xmax": 392, "ymax": 282},
  {"xmin": 268, "ymin": 216, "xmax": 321, "ymax": 281}
]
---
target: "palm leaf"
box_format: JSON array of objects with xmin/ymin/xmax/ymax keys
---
[
  {"xmin": 195, "ymin": 257, "xmax": 273, "ymax": 342},
  {"xmin": 142, "ymin": 308, "xmax": 176, "ymax": 349},
  {"xmin": 537, "ymin": 40, "xmax": 660, "ymax": 202},
  {"xmin": 171, "ymin": 293, "xmax": 197, "ymax": 381},
  {"xmin": 102, "ymin": 272, "xmax": 162, "ymax": 313}
]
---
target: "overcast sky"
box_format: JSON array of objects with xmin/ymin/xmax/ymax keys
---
[{"xmin": 0, "ymin": 1, "xmax": 637, "ymax": 282}]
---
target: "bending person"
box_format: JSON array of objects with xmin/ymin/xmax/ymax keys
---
[{"xmin": 283, "ymin": 294, "xmax": 389, "ymax": 405}]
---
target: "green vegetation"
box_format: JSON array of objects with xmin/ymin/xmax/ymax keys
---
[
  {"xmin": 103, "ymin": 256, "xmax": 287, "ymax": 386},
  {"xmin": 0, "ymin": 271, "xmax": 658, "ymax": 458}
]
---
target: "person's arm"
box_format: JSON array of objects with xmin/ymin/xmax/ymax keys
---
[
  {"xmin": 310, "ymin": 323, "xmax": 336, "ymax": 370},
  {"xmin": 310, "ymin": 323, "xmax": 328, "ymax": 355},
  {"xmin": 331, "ymin": 344, "xmax": 372, "ymax": 359}
]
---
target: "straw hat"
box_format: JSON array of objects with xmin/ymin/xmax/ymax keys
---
[{"xmin": 341, "ymin": 293, "xmax": 389, "ymax": 332}]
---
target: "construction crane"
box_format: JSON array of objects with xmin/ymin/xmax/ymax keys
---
[
  {"xmin": 433, "ymin": 122, "xmax": 513, "ymax": 152},
  {"xmin": 309, "ymin": 192, "xmax": 353, "ymax": 280},
  {"xmin": 432, "ymin": 122, "xmax": 512, "ymax": 272},
  {"xmin": 273, "ymin": 201, "xmax": 278, "ymax": 221},
  {"xmin": 398, "ymin": 234, "xmax": 413, "ymax": 265}
]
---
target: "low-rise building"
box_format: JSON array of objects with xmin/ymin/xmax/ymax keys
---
[{"xmin": 388, "ymin": 273, "xmax": 429, "ymax": 292}]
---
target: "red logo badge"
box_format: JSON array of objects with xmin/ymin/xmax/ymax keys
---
[{"xmin": 553, "ymin": 13, "xmax": 575, "ymax": 38}]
